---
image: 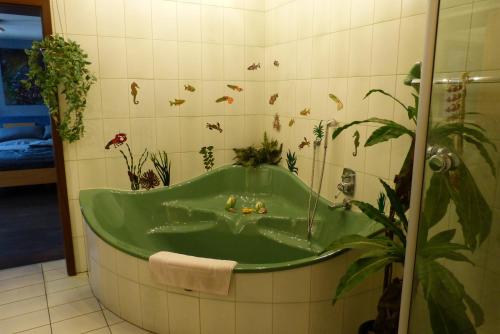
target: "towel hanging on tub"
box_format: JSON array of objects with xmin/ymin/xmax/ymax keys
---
[{"xmin": 148, "ymin": 251, "xmax": 237, "ymax": 296}]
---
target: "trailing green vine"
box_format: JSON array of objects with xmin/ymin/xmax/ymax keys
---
[{"xmin": 24, "ymin": 35, "xmax": 96, "ymax": 142}]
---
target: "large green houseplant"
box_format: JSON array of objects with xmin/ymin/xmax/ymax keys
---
[
  {"xmin": 24, "ymin": 35, "xmax": 96, "ymax": 142},
  {"xmin": 327, "ymin": 64, "xmax": 494, "ymax": 333}
]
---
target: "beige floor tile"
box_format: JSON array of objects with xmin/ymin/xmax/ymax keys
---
[
  {"xmin": 45, "ymin": 273, "xmax": 89, "ymax": 294},
  {"xmin": 110, "ymin": 321, "xmax": 151, "ymax": 333},
  {"xmin": 0, "ymin": 264, "xmax": 42, "ymax": 281},
  {"xmin": 0, "ymin": 273, "xmax": 44, "ymax": 293},
  {"xmin": 47, "ymin": 285, "xmax": 93, "ymax": 307},
  {"xmin": 42, "ymin": 259, "xmax": 66, "ymax": 272},
  {"xmin": 49, "ymin": 296, "xmax": 101, "ymax": 322},
  {"xmin": 0, "ymin": 309, "xmax": 50, "ymax": 333},
  {"xmin": 43, "ymin": 268, "xmax": 68, "ymax": 282},
  {"xmin": 16, "ymin": 324, "xmax": 51, "ymax": 333},
  {"xmin": 0, "ymin": 295, "xmax": 47, "ymax": 320},
  {"xmin": 51, "ymin": 311, "xmax": 107, "ymax": 334},
  {"xmin": 0, "ymin": 283, "xmax": 45, "ymax": 306},
  {"xmin": 103, "ymin": 308, "xmax": 124, "ymax": 326}
]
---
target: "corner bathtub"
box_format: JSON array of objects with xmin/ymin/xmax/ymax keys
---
[{"xmin": 80, "ymin": 165, "xmax": 378, "ymax": 334}]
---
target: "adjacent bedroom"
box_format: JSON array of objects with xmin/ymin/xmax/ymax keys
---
[{"xmin": 0, "ymin": 4, "xmax": 64, "ymax": 269}]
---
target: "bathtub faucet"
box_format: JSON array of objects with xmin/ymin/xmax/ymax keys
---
[{"xmin": 329, "ymin": 198, "xmax": 352, "ymax": 210}]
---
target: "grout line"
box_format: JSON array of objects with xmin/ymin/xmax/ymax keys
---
[{"xmin": 40, "ymin": 266, "xmax": 54, "ymax": 334}]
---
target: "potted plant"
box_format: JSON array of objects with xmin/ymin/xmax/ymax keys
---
[
  {"xmin": 24, "ymin": 35, "xmax": 96, "ymax": 142},
  {"xmin": 327, "ymin": 64, "xmax": 493, "ymax": 333}
]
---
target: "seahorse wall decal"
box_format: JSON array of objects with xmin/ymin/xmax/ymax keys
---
[{"xmin": 131, "ymin": 81, "xmax": 140, "ymax": 105}]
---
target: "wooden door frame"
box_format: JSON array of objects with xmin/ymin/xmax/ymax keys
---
[{"xmin": 1, "ymin": 0, "xmax": 76, "ymax": 275}]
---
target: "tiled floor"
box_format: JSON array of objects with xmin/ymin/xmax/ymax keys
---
[{"xmin": 0, "ymin": 260, "xmax": 150, "ymax": 334}]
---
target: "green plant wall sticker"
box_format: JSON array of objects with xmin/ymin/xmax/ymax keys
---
[
  {"xmin": 233, "ymin": 132, "xmax": 283, "ymax": 167},
  {"xmin": 150, "ymin": 151, "xmax": 171, "ymax": 187},
  {"xmin": 286, "ymin": 150, "xmax": 298, "ymax": 175},
  {"xmin": 313, "ymin": 121, "xmax": 325, "ymax": 142},
  {"xmin": 139, "ymin": 170, "xmax": 160, "ymax": 190},
  {"xmin": 24, "ymin": 35, "xmax": 97, "ymax": 142},
  {"xmin": 199, "ymin": 146, "xmax": 215, "ymax": 171},
  {"xmin": 329, "ymin": 63, "xmax": 493, "ymax": 333},
  {"xmin": 119, "ymin": 143, "xmax": 148, "ymax": 191}
]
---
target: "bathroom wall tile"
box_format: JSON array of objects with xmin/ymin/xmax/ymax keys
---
[
  {"xmin": 224, "ymin": 45, "xmax": 245, "ymax": 81},
  {"xmin": 272, "ymin": 303, "xmax": 309, "ymax": 334},
  {"xmin": 342, "ymin": 289, "xmax": 379, "ymax": 334},
  {"xmin": 297, "ymin": 38, "xmax": 313, "ymax": 79},
  {"xmin": 349, "ymin": 26, "xmax": 373, "ymax": 77},
  {"xmin": 203, "ymin": 116, "xmax": 225, "ymax": 149},
  {"xmin": 273, "ymin": 267, "xmax": 311, "ymax": 303},
  {"xmin": 178, "ymin": 2, "xmax": 202, "ymax": 42},
  {"xmin": 245, "ymin": 0, "xmax": 265, "ymax": 11},
  {"xmin": 235, "ymin": 273, "xmax": 272, "ymax": 302},
  {"xmin": 310, "ymin": 257, "xmax": 346, "ymax": 302},
  {"xmin": 202, "ymin": 6, "xmax": 224, "ymax": 43},
  {"xmin": 100, "ymin": 268, "xmax": 121, "ymax": 315},
  {"xmin": 225, "ymin": 0, "xmax": 245, "ymax": 8},
  {"xmin": 115, "ymin": 252, "xmax": 138, "ymax": 281},
  {"xmin": 155, "ymin": 80, "xmax": 180, "ymax": 117},
  {"xmin": 311, "ymin": 35, "xmax": 331, "ymax": 79},
  {"xmin": 180, "ymin": 81, "xmax": 203, "ymax": 116},
  {"xmin": 180, "ymin": 117, "xmax": 203, "ymax": 151},
  {"xmin": 181, "ymin": 151, "xmax": 205, "ymax": 180},
  {"xmin": 347, "ymin": 76, "xmax": 370, "ymax": 122},
  {"xmin": 153, "ymin": 40, "xmax": 179, "ymax": 80},
  {"xmin": 200, "ymin": 299, "xmax": 235, "ymax": 334},
  {"xmin": 397, "ymin": 14, "xmax": 426, "ymax": 74},
  {"xmin": 202, "ymin": 44, "xmax": 224, "ymax": 81},
  {"xmin": 98, "ymin": 37, "xmax": 127, "ymax": 79},
  {"xmin": 371, "ymin": 20, "xmax": 400, "ymax": 75},
  {"xmin": 167, "ymin": 293, "xmax": 201, "ymax": 334},
  {"xmin": 83, "ymin": 81, "xmax": 103, "ymax": 120},
  {"xmin": 105, "ymin": 157, "xmax": 131, "ymax": 190},
  {"xmin": 244, "ymin": 81, "xmax": 265, "ymax": 115},
  {"xmin": 124, "ymin": 0, "xmax": 152, "ymax": 38},
  {"xmin": 179, "ymin": 42, "xmax": 203, "ymax": 80},
  {"xmin": 364, "ymin": 126, "xmax": 391, "ymax": 179},
  {"xmin": 96, "ymin": 0, "xmax": 125, "ymax": 37},
  {"xmin": 140, "ymin": 285, "xmax": 169, "ymax": 334},
  {"xmin": 152, "ymin": 0, "xmax": 178, "ymax": 41},
  {"xmin": 350, "ymin": 0, "xmax": 374, "ymax": 27},
  {"xmin": 64, "ymin": 0, "xmax": 96, "ymax": 35},
  {"xmin": 296, "ymin": 0, "xmax": 313, "ymax": 39},
  {"xmin": 156, "ymin": 117, "xmax": 181, "ymax": 153},
  {"xmin": 101, "ymin": 79, "xmax": 130, "ymax": 119},
  {"xmin": 225, "ymin": 115, "xmax": 246, "ymax": 148},
  {"xmin": 402, "ymin": 0, "xmax": 428, "ymax": 17},
  {"xmin": 129, "ymin": 79, "xmax": 155, "ymax": 117},
  {"xmin": 224, "ymin": 8, "xmax": 245, "ymax": 45},
  {"xmin": 245, "ymin": 11, "xmax": 265, "ymax": 46},
  {"xmin": 331, "ymin": 0, "xmax": 351, "ymax": 32},
  {"xmin": 235, "ymin": 302, "xmax": 272, "ymax": 334},
  {"xmin": 50, "ymin": 0, "xmax": 66, "ymax": 34},
  {"xmin": 374, "ymin": 0, "xmax": 401, "ymax": 23},
  {"xmin": 118, "ymin": 277, "xmax": 142, "ymax": 327},
  {"xmin": 469, "ymin": 2, "xmax": 500, "ymax": 70},
  {"xmin": 329, "ymin": 31, "xmax": 350, "ymax": 78},
  {"xmin": 309, "ymin": 301, "xmax": 343, "ymax": 334},
  {"xmin": 98, "ymin": 239, "xmax": 116, "ymax": 272},
  {"xmin": 78, "ymin": 159, "xmax": 107, "ymax": 189},
  {"xmin": 368, "ymin": 75, "xmax": 396, "ymax": 120},
  {"xmin": 310, "ymin": 79, "xmax": 330, "ymax": 121},
  {"xmin": 312, "ymin": 0, "xmax": 332, "ymax": 36},
  {"xmin": 76, "ymin": 120, "xmax": 104, "ymax": 160},
  {"xmin": 126, "ymin": 39, "xmax": 154, "ymax": 79},
  {"xmin": 130, "ymin": 118, "xmax": 157, "ymax": 153},
  {"xmin": 202, "ymin": 81, "xmax": 226, "ymax": 115}
]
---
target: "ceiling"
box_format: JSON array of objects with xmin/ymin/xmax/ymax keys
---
[{"xmin": 0, "ymin": 13, "xmax": 42, "ymax": 41}]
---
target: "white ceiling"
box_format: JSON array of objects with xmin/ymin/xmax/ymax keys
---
[{"xmin": 0, "ymin": 13, "xmax": 42, "ymax": 41}]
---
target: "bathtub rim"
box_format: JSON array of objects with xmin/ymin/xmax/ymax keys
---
[{"xmin": 80, "ymin": 164, "xmax": 379, "ymax": 273}]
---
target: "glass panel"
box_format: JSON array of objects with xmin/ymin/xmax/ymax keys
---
[{"xmin": 409, "ymin": 1, "xmax": 500, "ymax": 333}]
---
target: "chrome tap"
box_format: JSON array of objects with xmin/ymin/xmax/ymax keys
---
[{"xmin": 328, "ymin": 168, "xmax": 356, "ymax": 211}]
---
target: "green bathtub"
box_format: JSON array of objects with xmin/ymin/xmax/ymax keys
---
[{"xmin": 80, "ymin": 164, "xmax": 377, "ymax": 273}]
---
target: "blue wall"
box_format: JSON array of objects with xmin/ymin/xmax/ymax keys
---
[{"xmin": 0, "ymin": 38, "xmax": 50, "ymax": 126}]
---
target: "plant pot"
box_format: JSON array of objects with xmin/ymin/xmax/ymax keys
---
[{"xmin": 359, "ymin": 320, "xmax": 376, "ymax": 334}]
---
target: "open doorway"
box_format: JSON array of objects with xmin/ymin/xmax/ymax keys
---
[{"xmin": 0, "ymin": 0, "xmax": 75, "ymax": 275}]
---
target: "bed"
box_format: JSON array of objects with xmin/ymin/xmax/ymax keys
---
[{"xmin": 0, "ymin": 124, "xmax": 56, "ymax": 187}]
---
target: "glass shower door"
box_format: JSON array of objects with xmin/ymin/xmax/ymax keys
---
[{"xmin": 406, "ymin": 1, "xmax": 500, "ymax": 333}]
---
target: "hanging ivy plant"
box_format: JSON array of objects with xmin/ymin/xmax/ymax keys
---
[{"xmin": 23, "ymin": 35, "xmax": 96, "ymax": 142}]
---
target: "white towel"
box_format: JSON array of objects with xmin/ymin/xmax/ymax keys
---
[{"xmin": 149, "ymin": 251, "xmax": 237, "ymax": 296}]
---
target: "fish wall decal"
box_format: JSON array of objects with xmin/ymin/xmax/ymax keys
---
[
  {"xmin": 289, "ymin": 118, "xmax": 295, "ymax": 127},
  {"xmin": 227, "ymin": 84, "xmax": 243, "ymax": 92},
  {"xmin": 298, "ymin": 137, "xmax": 310, "ymax": 149},
  {"xmin": 105, "ymin": 133, "xmax": 127, "ymax": 149},
  {"xmin": 216, "ymin": 96, "xmax": 234, "ymax": 104},
  {"xmin": 247, "ymin": 62, "xmax": 261, "ymax": 71},
  {"xmin": 329, "ymin": 93, "xmax": 344, "ymax": 111},
  {"xmin": 269, "ymin": 93, "xmax": 278, "ymax": 105},
  {"xmin": 273, "ymin": 60, "xmax": 280, "ymax": 67},
  {"xmin": 300, "ymin": 108, "xmax": 311, "ymax": 116},
  {"xmin": 184, "ymin": 84, "xmax": 196, "ymax": 92},
  {"xmin": 131, "ymin": 82, "xmax": 139, "ymax": 105},
  {"xmin": 169, "ymin": 99, "xmax": 185, "ymax": 106},
  {"xmin": 206, "ymin": 122, "xmax": 223, "ymax": 133}
]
